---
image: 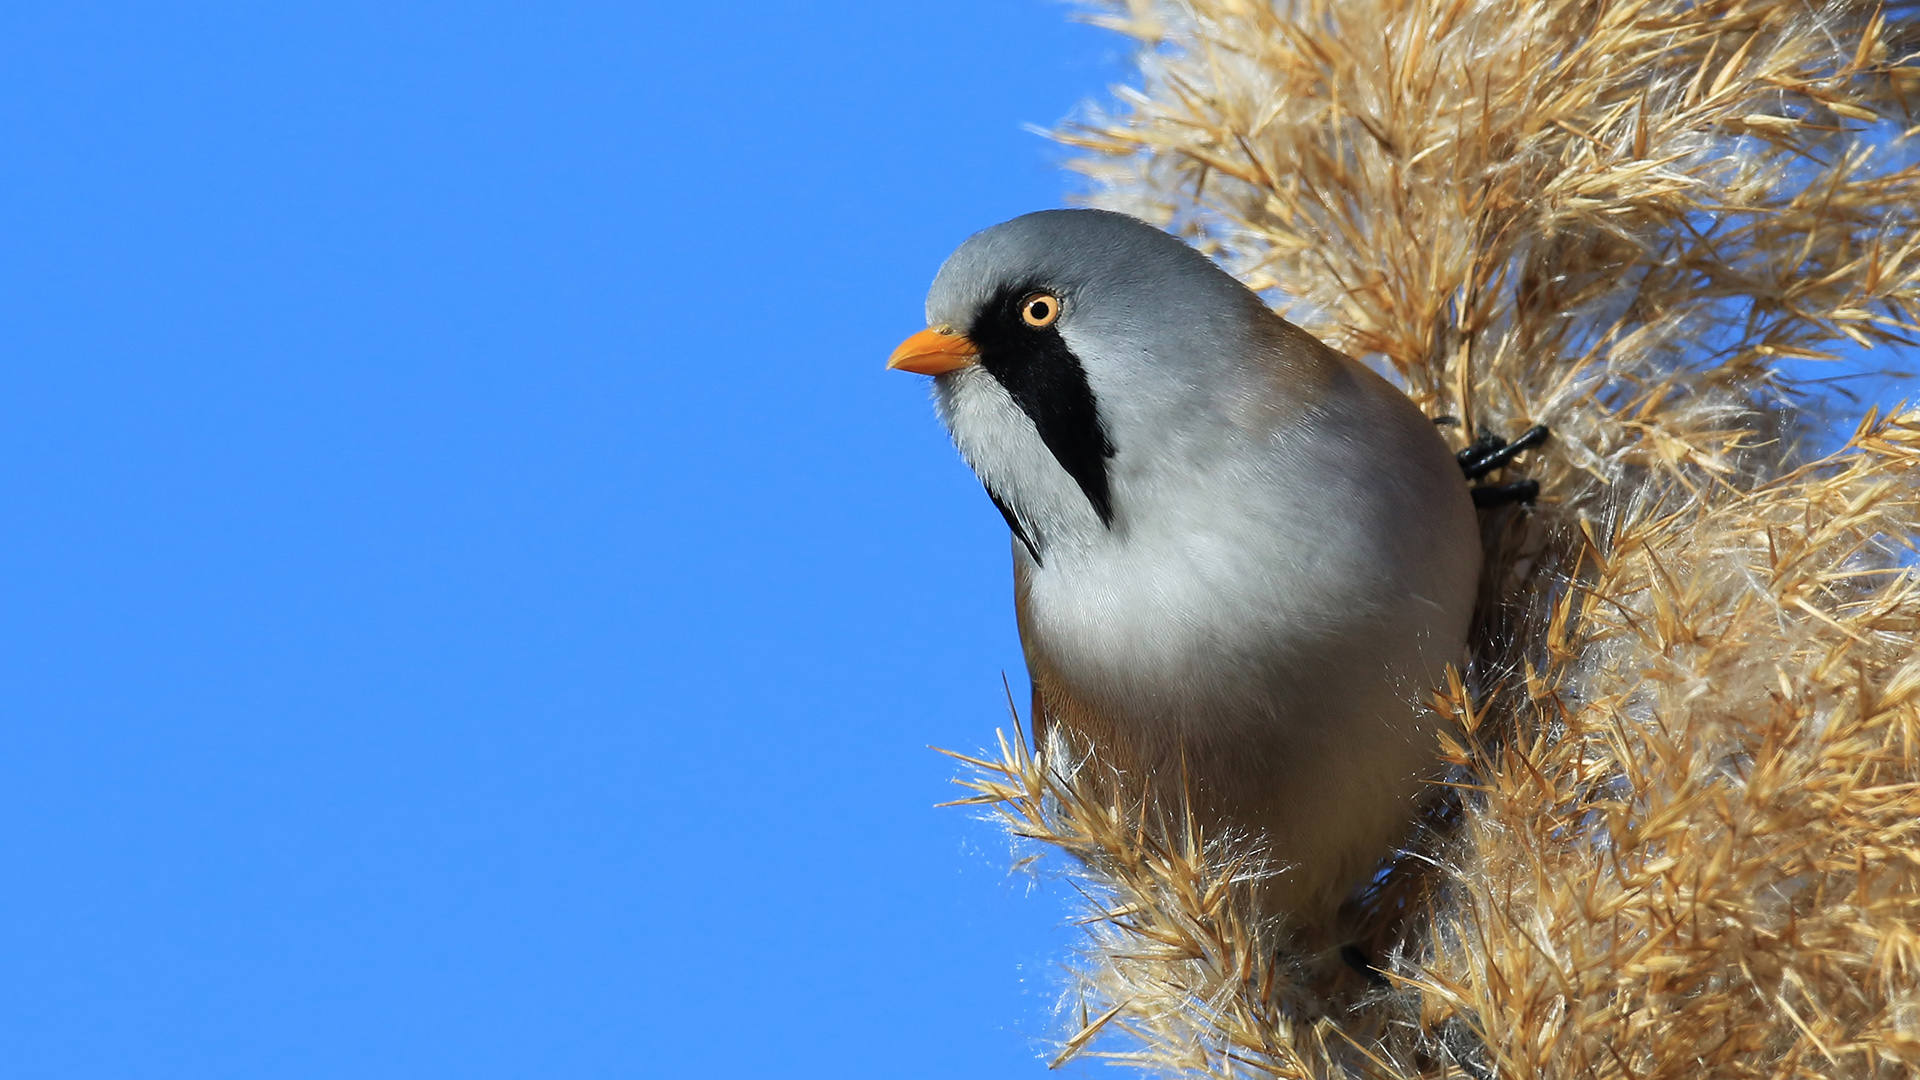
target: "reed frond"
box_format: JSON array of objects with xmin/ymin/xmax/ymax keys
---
[{"xmin": 951, "ymin": 0, "xmax": 1920, "ymax": 1074}]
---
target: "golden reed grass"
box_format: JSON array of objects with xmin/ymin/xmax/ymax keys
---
[{"xmin": 946, "ymin": 1, "xmax": 1920, "ymax": 1074}]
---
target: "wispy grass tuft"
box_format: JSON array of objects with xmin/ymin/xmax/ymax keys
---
[{"xmin": 949, "ymin": 1, "xmax": 1920, "ymax": 1074}]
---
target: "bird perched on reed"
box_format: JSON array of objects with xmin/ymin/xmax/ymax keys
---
[{"xmin": 890, "ymin": 209, "xmax": 1487, "ymax": 930}]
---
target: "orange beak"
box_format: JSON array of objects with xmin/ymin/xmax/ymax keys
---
[{"xmin": 886, "ymin": 326, "xmax": 978, "ymax": 376}]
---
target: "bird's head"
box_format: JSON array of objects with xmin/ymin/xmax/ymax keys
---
[{"xmin": 888, "ymin": 209, "xmax": 1283, "ymax": 564}]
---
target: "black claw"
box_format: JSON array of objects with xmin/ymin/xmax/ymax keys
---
[
  {"xmin": 1455, "ymin": 432, "xmax": 1506, "ymax": 473},
  {"xmin": 1459, "ymin": 423, "xmax": 1549, "ymax": 480},
  {"xmin": 1472, "ymin": 479, "xmax": 1539, "ymax": 508}
]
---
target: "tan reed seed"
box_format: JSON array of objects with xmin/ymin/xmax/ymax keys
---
[{"xmin": 947, "ymin": 0, "xmax": 1920, "ymax": 1075}]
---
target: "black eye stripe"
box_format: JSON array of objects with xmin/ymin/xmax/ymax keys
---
[{"xmin": 969, "ymin": 285, "xmax": 1115, "ymax": 528}]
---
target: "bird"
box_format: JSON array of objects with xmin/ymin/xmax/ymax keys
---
[{"xmin": 888, "ymin": 209, "xmax": 1486, "ymax": 932}]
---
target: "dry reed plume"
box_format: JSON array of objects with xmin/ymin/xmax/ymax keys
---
[{"xmin": 946, "ymin": 0, "xmax": 1920, "ymax": 1074}]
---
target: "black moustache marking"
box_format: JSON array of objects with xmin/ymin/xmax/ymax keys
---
[
  {"xmin": 968, "ymin": 284, "xmax": 1116, "ymax": 528},
  {"xmin": 984, "ymin": 484, "xmax": 1043, "ymax": 565}
]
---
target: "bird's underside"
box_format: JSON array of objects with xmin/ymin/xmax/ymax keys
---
[
  {"xmin": 1015, "ymin": 420, "xmax": 1550, "ymax": 933},
  {"xmin": 1020, "ymin": 619, "xmax": 1459, "ymax": 932}
]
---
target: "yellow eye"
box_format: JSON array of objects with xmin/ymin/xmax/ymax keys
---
[{"xmin": 1020, "ymin": 292, "xmax": 1061, "ymax": 328}]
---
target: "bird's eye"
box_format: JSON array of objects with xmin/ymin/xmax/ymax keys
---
[{"xmin": 1020, "ymin": 292, "xmax": 1061, "ymax": 328}]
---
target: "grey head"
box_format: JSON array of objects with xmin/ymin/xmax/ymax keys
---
[{"xmin": 894, "ymin": 209, "xmax": 1287, "ymax": 564}]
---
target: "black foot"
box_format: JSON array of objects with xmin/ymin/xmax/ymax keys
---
[
  {"xmin": 1339, "ymin": 944, "xmax": 1389, "ymax": 988},
  {"xmin": 1458, "ymin": 423, "xmax": 1549, "ymax": 480},
  {"xmin": 1472, "ymin": 479, "xmax": 1540, "ymax": 508}
]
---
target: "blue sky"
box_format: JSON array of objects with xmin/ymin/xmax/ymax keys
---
[
  {"xmin": 5, "ymin": 5, "xmax": 1914, "ymax": 1079},
  {"xmin": 0, "ymin": 3, "xmax": 1137, "ymax": 1076}
]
